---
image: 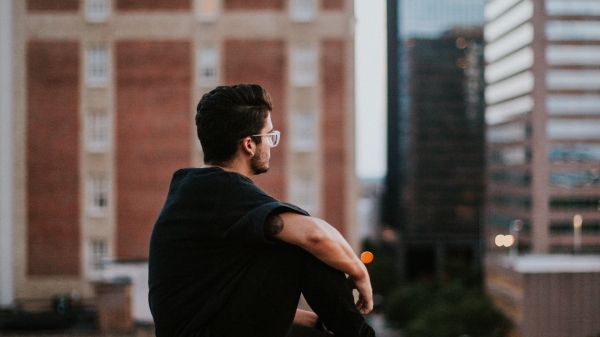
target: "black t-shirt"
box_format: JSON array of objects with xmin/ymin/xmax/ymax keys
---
[{"xmin": 148, "ymin": 167, "xmax": 308, "ymax": 337}]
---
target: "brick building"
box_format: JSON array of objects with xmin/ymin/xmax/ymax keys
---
[{"xmin": 0, "ymin": 0, "xmax": 357, "ymax": 308}]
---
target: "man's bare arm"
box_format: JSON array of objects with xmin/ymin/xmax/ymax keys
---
[
  {"xmin": 293, "ymin": 309, "xmax": 318, "ymax": 328},
  {"xmin": 265, "ymin": 212, "xmax": 373, "ymax": 315}
]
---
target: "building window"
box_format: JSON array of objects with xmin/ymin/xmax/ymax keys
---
[
  {"xmin": 485, "ymin": 0, "xmax": 522, "ymax": 22},
  {"xmin": 547, "ymin": 94, "xmax": 600, "ymax": 115},
  {"xmin": 87, "ymin": 174, "xmax": 109, "ymax": 216},
  {"xmin": 551, "ymin": 221, "xmax": 600, "ymax": 234},
  {"xmin": 550, "ymin": 197, "xmax": 600, "ymax": 210},
  {"xmin": 89, "ymin": 240, "xmax": 108, "ymax": 272},
  {"xmin": 290, "ymin": 110, "xmax": 316, "ymax": 151},
  {"xmin": 491, "ymin": 195, "xmax": 531, "ymax": 209},
  {"xmin": 86, "ymin": 0, "xmax": 110, "ymax": 23},
  {"xmin": 485, "ymin": 71, "xmax": 534, "ymax": 105},
  {"xmin": 487, "ymin": 121, "xmax": 527, "ymax": 143},
  {"xmin": 484, "ymin": 0, "xmax": 533, "ymax": 43},
  {"xmin": 546, "ymin": 21, "xmax": 600, "ymax": 41},
  {"xmin": 485, "ymin": 47, "xmax": 533, "ymax": 84},
  {"xmin": 86, "ymin": 109, "xmax": 110, "ymax": 152},
  {"xmin": 547, "ymin": 119, "xmax": 600, "ymax": 140},
  {"xmin": 546, "ymin": 0, "xmax": 600, "ymax": 16},
  {"xmin": 86, "ymin": 46, "xmax": 108, "ymax": 87},
  {"xmin": 197, "ymin": 46, "xmax": 219, "ymax": 86},
  {"xmin": 290, "ymin": 0, "xmax": 316, "ymax": 22},
  {"xmin": 485, "ymin": 22, "xmax": 534, "ymax": 64},
  {"xmin": 489, "ymin": 146, "xmax": 529, "ymax": 166},
  {"xmin": 290, "ymin": 46, "xmax": 318, "ymax": 87},
  {"xmin": 550, "ymin": 170, "xmax": 600, "ymax": 188},
  {"xmin": 546, "ymin": 45, "xmax": 600, "ymax": 66},
  {"xmin": 485, "ymin": 95, "xmax": 533, "ymax": 125},
  {"xmin": 489, "ymin": 170, "xmax": 531, "ymax": 186},
  {"xmin": 549, "ymin": 144, "xmax": 600, "ymax": 163},
  {"xmin": 290, "ymin": 173, "xmax": 317, "ymax": 214},
  {"xmin": 546, "ymin": 70, "xmax": 600, "ymax": 90},
  {"xmin": 195, "ymin": 0, "xmax": 219, "ymax": 21},
  {"xmin": 487, "ymin": 214, "xmax": 531, "ymax": 232}
]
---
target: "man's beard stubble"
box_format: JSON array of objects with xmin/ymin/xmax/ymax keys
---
[{"xmin": 250, "ymin": 147, "xmax": 269, "ymax": 175}]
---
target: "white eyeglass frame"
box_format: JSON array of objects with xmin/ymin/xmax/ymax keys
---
[{"xmin": 248, "ymin": 130, "xmax": 280, "ymax": 147}]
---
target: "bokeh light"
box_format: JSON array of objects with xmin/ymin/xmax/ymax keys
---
[
  {"xmin": 381, "ymin": 229, "xmax": 396, "ymax": 243},
  {"xmin": 495, "ymin": 234, "xmax": 515, "ymax": 247},
  {"xmin": 360, "ymin": 251, "xmax": 374, "ymax": 264}
]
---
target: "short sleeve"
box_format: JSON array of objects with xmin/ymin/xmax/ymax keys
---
[{"xmin": 222, "ymin": 202, "xmax": 309, "ymax": 245}]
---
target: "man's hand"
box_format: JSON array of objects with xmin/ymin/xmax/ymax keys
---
[
  {"xmin": 348, "ymin": 275, "xmax": 374, "ymax": 315},
  {"xmin": 268, "ymin": 212, "xmax": 374, "ymax": 315}
]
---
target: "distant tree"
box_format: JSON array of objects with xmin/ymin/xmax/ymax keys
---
[
  {"xmin": 362, "ymin": 239, "xmax": 399, "ymax": 298},
  {"xmin": 385, "ymin": 281, "xmax": 510, "ymax": 337}
]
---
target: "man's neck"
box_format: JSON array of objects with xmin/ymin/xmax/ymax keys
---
[{"xmin": 203, "ymin": 159, "xmax": 252, "ymax": 178}]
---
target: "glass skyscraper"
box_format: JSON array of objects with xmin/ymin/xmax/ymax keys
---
[
  {"xmin": 384, "ymin": 0, "xmax": 486, "ymax": 281},
  {"xmin": 400, "ymin": 0, "xmax": 485, "ymax": 39}
]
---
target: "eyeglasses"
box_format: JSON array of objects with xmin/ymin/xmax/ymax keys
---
[{"xmin": 250, "ymin": 130, "xmax": 280, "ymax": 147}]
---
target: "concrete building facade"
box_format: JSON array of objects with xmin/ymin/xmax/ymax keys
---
[
  {"xmin": 484, "ymin": 0, "xmax": 600, "ymax": 256},
  {"xmin": 2, "ymin": 0, "xmax": 357, "ymax": 308},
  {"xmin": 484, "ymin": 0, "xmax": 600, "ymax": 335}
]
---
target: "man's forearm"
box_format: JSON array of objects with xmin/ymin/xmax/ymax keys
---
[
  {"xmin": 276, "ymin": 213, "xmax": 368, "ymax": 280},
  {"xmin": 270, "ymin": 212, "xmax": 373, "ymax": 314}
]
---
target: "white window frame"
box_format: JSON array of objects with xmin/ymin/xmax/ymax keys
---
[
  {"xmin": 290, "ymin": 110, "xmax": 317, "ymax": 152},
  {"xmin": 197, "ymin": 45, "xmax": 220, "ymax": 86},
  {"xmin": 290, "ymin": 173, "xmax": 317, "ymax": 214},
  {"xmin": 290, "ymin": 46, "xmax": 318, "ymax": 87},
  {"xmin": 86, "ymin": 45, "xmax": 109, "ymax": 87},
  {"xmin": 290, "ymin": 0, "xmax": 317, "ymax": 22},
  {"xmin": 87, "ymin": 174, "xmax": 109, "ymax": 217},
  {"xmin": 195, "ymin": 0, "xmax": 220, "ymax": 22},
  {"xmin": 90, "ymin": 239, "xmax": 108, "ymax": 271},
  {"xmin": 85, "ymin": 0, "xmax": 110, "ymax": 23},
  {"xmin": 87, "ymin": 239, "xmax": 109, "ymax": 279},
  {"xmin": 85, "ymin": 109, "xmax": 111, "ymax": 153}
]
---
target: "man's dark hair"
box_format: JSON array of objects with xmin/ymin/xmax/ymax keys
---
[{"xmin": 196, "ymin": 84, "xmax": 273, "ymax": 165}]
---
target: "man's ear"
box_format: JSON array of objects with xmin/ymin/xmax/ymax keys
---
[{"xmin": 240, "ymin": 137, "xmax": 256, "ymax": 156}]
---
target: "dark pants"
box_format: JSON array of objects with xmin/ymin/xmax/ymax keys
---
[{"xmin": 208, "ymin": 244, "xmax": 376, "ymax": 337}]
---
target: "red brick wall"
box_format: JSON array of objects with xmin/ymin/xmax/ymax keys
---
[
  {"xmin": 116, "ymin": 41, "xmax": 191, "ymax": 260},
  {"xmin": 224, "ymin": 39, "xmax": 286, "ymax": 200},
  {"xmin": 224, "ymin": 0, "xmax": 284, "ymax": 11},
  {"xmin": 27, "ymin": 41, "xmax": 80, "ymax": 276},
  {"xmin": 116, "ymin": 0, "xmax": 190, "ymax": 11},
  {"xmin": 27, "ymin": 0, "xmax": 79, "ymax": 11},
  {"xmin": 321, "ymin": 0, "xmax": 345, "ymax": 10},
  {"xmin": 321, "ymin": 40, "xmax": 346, "ymax": 235}
]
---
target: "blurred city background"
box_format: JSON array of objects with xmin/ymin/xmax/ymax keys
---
[{"xmin": 0, "ymin": 0, "xmax": 599, "ymax": 336}]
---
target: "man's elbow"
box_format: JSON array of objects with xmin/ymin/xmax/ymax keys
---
[{"xmin": 304, "ymin": 226, "xmax": 333, "ymax": 248}]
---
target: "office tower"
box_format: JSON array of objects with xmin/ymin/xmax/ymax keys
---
[
  {"xmin": 484, "ymin": 0, "xmax": 600, "ymax": 335},
  {"xmin": 1, "ymin": 0, "xmax": 357, "ymax": 307},
  {"xmin": 384, "ymin": 0, "xmax": 486, "ymax": 280}
]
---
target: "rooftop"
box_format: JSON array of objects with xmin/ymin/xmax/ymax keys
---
[{"xmin": 501, "ymin": 254, "xmax": 600, "ymax": 274}]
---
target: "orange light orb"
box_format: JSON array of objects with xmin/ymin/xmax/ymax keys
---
[{"xmin": 360, "ymin": 251, "xmax": 374, "ymax": 264}]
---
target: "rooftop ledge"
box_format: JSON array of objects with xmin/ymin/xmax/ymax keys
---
[{"xmin": 500, "ymin": 254, "xmax": 600, "ymax": 274}]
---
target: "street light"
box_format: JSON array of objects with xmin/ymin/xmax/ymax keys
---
[
  {"xmin": 509, "ymin": 220, "xmax": 522, "ymax": 259},
  {"xmin": 574, "ymin": 214, "xmax": 582, "ymax": 254}
]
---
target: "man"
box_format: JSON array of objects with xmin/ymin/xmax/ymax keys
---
[{"xmin": 149, "ymin": 84, "xmax": 376, "ymax": 337}]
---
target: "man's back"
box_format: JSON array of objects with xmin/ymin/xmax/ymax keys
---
[
  {"xmin": 148, "ymin": 167, "xmax": 307, "ymax": 336},
  {"xmin": 149, "ymin": 84, "xmax": 375, "ymax": 337}
]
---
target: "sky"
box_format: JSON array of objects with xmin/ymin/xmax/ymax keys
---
[{"xmin": 354, "ymin": 0, "xmax": 387, "ymax": 180}]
